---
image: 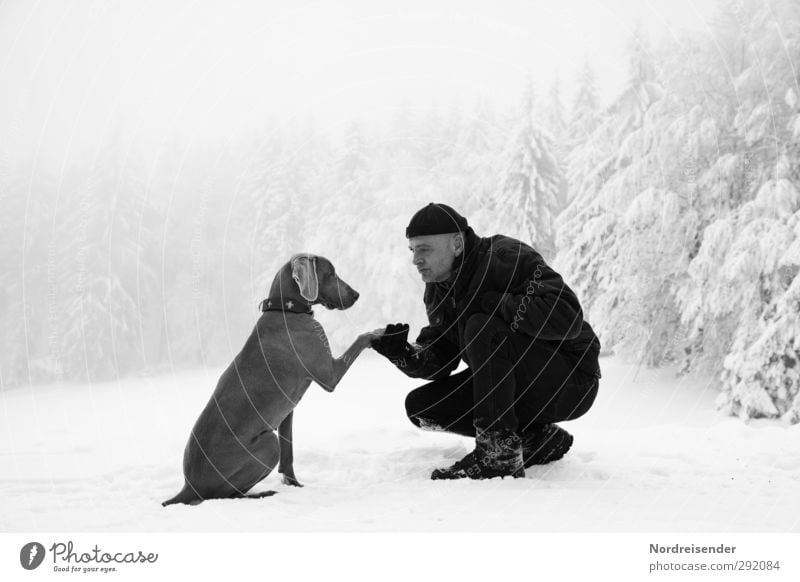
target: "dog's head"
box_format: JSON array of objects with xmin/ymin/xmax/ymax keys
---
[{"xmin": 290, "ymin": 254, "xmax": 359, "ymax": 310}]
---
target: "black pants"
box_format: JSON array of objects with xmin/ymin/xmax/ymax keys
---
[{"xmin": 405, "ymin": 313, "xmax": 599, "ymax": 436}]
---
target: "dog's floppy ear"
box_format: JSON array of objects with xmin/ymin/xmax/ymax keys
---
[{"xmin": 291, "ymin": 255, "xmax": 319, "ymax": 302}]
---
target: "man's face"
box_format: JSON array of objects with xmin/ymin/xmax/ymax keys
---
[{"xmin": 408, "ymin": 233, "xmax": 463, "ymax": 283}]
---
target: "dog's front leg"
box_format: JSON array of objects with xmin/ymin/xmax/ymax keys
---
[
  {"xmin": 278, "ymin": 411, "xmax": 303, "ymax": 487},
  {"xmin": 319, "ymin": 331, "xmax": 381, "ymax": 392}
]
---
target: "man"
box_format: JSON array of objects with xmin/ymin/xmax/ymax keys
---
[{"xmin": 371, "ymin": 202, "xmax": 601, "ymax": 480}]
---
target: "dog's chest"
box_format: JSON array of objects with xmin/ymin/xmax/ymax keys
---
[{"xmin": 255, "ymin": 314, "xmax": 331, "ymax": 374}]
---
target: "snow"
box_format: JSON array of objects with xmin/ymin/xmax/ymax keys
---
[{"xmin": 2, "ymin": 353, "xmax": 798, "ymax": 532}]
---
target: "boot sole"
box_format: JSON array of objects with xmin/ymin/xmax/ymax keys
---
[{"xmin": 431, "ymin": 468, "xmax": 525, "ymax": 480}]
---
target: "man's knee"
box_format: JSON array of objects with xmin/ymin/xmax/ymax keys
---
[
  {"xmin": 405, "ymin": 386, "xmax": 448, "ymax": 431},
  {"xmin": 405, "ymin": 386, "xmax": 427, "ymax": 426},
  {"xmin": 406, "ymin": 388, "xmax": 420, "ymax": 422}
]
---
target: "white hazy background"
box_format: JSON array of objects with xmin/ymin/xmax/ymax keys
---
[{"xmin": 1, "ymin": 0, "xmax": 714, "ymax": 165}]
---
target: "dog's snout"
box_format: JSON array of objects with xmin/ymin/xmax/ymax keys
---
[
  {"xmin": 341, "ymin": 285, "xmax": 359, "ymax": 308},
  {"xmin": 329, "ymin": 275, "xmax": 359, "ymax": 310}
]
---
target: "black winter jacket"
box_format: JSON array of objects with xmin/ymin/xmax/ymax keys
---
[{"xmin": 395, "ymin": 228, "xmax": 602, "ymax": 381}]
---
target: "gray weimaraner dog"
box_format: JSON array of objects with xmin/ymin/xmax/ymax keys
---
[{"xmin": 162, "ymin": 254, "xmax": 377, "ymax": 506}]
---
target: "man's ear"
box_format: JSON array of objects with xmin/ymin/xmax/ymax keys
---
[
  {"xmin": 291, "ymin": 255, "xmax": 319, "ymax": 302},
  {"xmin": 452, "ymin": 233, "xmax": 464, "ymax": 257}
]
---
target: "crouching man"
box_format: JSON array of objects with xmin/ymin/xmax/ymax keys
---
[{"xmin": 371, "ymin": 203, "xmax": 601, "ymax": 480}]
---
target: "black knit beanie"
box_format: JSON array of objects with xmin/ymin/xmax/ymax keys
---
[{"xmin": 405, "ymin": 202, "xmax": 469, "ymax": 238}]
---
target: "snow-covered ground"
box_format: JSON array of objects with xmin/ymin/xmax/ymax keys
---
[{"xmin": 1, "ymin": 353, "xmax": 798, "ymax": 532}]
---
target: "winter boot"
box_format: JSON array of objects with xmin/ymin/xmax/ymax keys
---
[
  {"xmin": 521, "ymin": 424, "xmax": 573, "ymax": 468},
  {"xmin": 430, "ymin": 427, "xmax": 525, "ymax": 480}
]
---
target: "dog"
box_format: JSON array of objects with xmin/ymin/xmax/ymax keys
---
[{"xmin": 162, "ymin": 254, "xmax": 376, "ymax": 506}]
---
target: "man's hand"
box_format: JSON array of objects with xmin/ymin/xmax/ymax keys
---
[{"xmin": 370, "ymin": 323, "xmax": 411, "ymax": 359}]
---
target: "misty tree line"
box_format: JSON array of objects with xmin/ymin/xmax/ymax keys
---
[{"xmin": 2, "ymin": 0, "xmax": 799, "ymax": 423}]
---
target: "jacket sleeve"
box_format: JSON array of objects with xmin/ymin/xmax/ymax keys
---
[
  {"xmin": 490, "ymin": 248, "xmax": 585, "ymax": 341},
  {"xmin": 385, "ymin": 321, "xmax": 460, "ymax": 380},
  {"xmin": 402, "ymin": 323, "xmax": 462, "ymax": 380},
  {"xmin": 387, "ymin": 284, "xmax": 462, "ymax": 380}
]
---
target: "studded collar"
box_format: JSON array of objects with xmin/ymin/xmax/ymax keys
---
[{"xmin": 259, "ymin": 297, "xmax": 313, "ymax": 315}]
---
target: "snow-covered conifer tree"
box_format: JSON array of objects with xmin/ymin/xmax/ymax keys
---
[{"xmin": 490, "ymin": 82, "xmax": 563, "ymax": 260}]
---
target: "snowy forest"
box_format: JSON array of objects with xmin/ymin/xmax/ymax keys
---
[{"xmin": 2, "ymin": 0, "xmax": 800, "ymax": 424}]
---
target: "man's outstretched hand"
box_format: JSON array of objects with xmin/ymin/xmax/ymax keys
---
[{"xmin": 370, "ymin": 323, "xmax": 411, "ymax": 359}]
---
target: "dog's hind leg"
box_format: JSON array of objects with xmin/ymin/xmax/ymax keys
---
[
  {"xmin": 243, "ymin": 490, "xmax": 278, "ymax": 499},
  {"xmin": 233, "ymin": 430, "xmax": 281, "ymax": 497}
]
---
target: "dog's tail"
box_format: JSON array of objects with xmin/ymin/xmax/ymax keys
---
[{"xmin": 161, "ymin": 484, "xmax": 202, "ymax": 507}]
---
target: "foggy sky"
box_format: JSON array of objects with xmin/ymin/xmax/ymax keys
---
[{"xmin": 1, "ymin": 0, "xmax": 717, "ymax": 171}]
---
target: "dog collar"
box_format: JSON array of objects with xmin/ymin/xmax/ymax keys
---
[{"xmin": 259, "ymin": 298, "xmax": 313, "ymax": 315}]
